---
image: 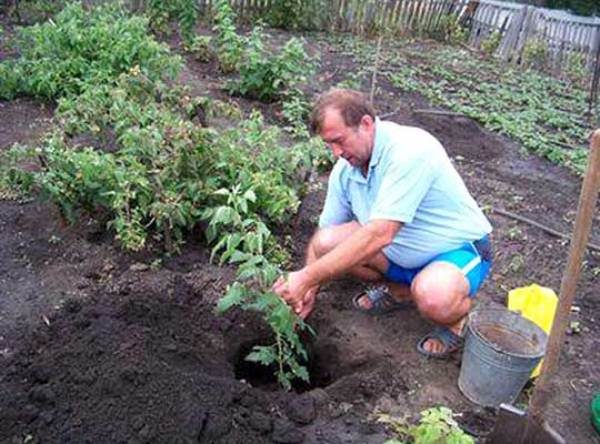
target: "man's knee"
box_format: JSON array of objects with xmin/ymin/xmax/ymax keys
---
[
  {"xmin": 311, "ymin": 222, "xmax": 360, "ymax": 257},
  {"xmin": 312, "ymin": 228, "xmax": 336, "ymax": 257},
  {"xmin": 411, "ymin": 263, "xmax": 470, "ymax": 318}
]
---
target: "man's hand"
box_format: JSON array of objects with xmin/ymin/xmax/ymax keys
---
[
  {"xmin": 272, "ymin": 270, "xmax": 317, "ymax": 319},
  {"xmin": 296, "ymin": 286, "xmax": 318, "ymax": 319}
]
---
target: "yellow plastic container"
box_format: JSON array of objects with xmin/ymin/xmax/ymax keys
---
[{"xmin": 507, "ymin": 284, "xmax": 558, "ymax": 377}]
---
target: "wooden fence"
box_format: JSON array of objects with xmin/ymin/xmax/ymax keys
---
[
  {"xmin": 197, "ymin": 0, "xmax": 600, "ymax": 73},
  {"xmin": 469, "ymin": 0, "xmax": 600, "ymax": 71},
  {"xmin": 197, "ymin": 0, "xmax": 472, "ymax": 34}
]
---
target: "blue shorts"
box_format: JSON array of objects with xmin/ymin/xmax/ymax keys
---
[{"xmin": 383, "ymin": 236, "xmax": 492, "ymax": 297}]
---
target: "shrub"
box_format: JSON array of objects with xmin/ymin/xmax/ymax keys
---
[
  {"xmin": 50, "ymin": 71, "xmax": 310, "ymax": 252},
  {"xmin": 435, "ymin": 15, "xmax": 469, "ymax": 45},
  {"xmin": 522, "ymin": 39, "xmax": 548, "ymax": 70},
  {"xmin": 481, "ymin": 30, "xmax": 502, "ymax": 56},
  {"xmin": 212, "ymin": 0, "xmax": 244, "ymax": 73},
  {"xmin": 449, "ymin": 22, "xmax": 469, "ymax": 45},
  {"xmin": 139, "ymin": 0, "xmax": 199, "ymax": 44},
  {"xmin": 186, "ymin": 35, "xmax": 214, "ymax": 62},
  {"xmin": 263, "ymin": 0, "xmax": 329, "ymax": 31},
  {"xmin": 0, "ymin": 2, "xmax": 181, "ymax": 100},
  {"xmin": 564, "ymin": 51, "xmax": 588, "ymax": 85},
  {"xmin": 229, "ymin": 27, "xmax": 314, "ymax": 102}
]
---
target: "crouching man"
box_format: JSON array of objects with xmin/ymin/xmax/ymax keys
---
[{"xmin": 273, "ymin": 89, "xmax": 492, "ymax": 358}]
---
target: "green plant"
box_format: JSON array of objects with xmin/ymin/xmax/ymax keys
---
[
  {"xmin": 212, "ymin": 0, "xmax": 244, "ymax": 73},
  {"xmin": 380, "ymin": 406, "xmax": 475, "ymax": 444},
  {"xmin": 51, "ymin": 76, "xmax": 310, "ymax": 252},
  {"xmin": 210, "ymin": 111, "xmax": 307, "ymax": 222},
  {"xmin": 202, "ymin": 186, "xmax": 271, "ymax": 264},
  {"xmin": 140, "ymin": 0, "xmax": 199, "ymax": 44},
  {"xmin": 0, "ymin": 144, "xmax": 38, "ymax": 200},
  {"xmin": 297, "ymin": 136, "xmax": 334, "ymax": 173},
  {"xmin": 448, "ymin": 23, "xmax": 469, "ymax": 45},
  {"xmin": 281, "ymin": 92, "xmax": 311, "ymax": 138},
  {"xmin": 366, "ymin": 39, "xmax": 592, "ymax": 174},
  {"xmin": 198, "ymin": 182, "xmax": 313, "ymax": 390},
  {"xmin": 507, "ymin": 253, "xmax": 525, "ymax": 274},
  {"xmin": 229, "ymin": 27, "xmax": 314, "ymax": 102},
  {"xmin": 564, "ymin": 51, "xmax": 588, "ymax": 86},
  {"xmin": 436, "ymin": 15, "xmax": 468, "ymax": 45},
  {"xmin": 262, "ymin": 0, "xmax": 328, "ymax": 30},
  {"xmin": 0, "ymin": 2, "xmax": 181, "ymax": 100},
  {"xmin": 522, "ymin": 39, "xmax": 548, "ymax": 70},
  {"xmin": 335, "ymin": 71, "xmax": 365, "ymax": 90},
  {"xmin": 186, "ymin": 35, "xmax": 214, "ymax": 62},
  {"xmin": 218, "ymin": 279, "xmax": 313, "ymax": 390},
  {"xmin": 390, "ymin": 66, "xmax": 421, "ymax": 92},
  {"xmin": 8, "ymin": 0, "xmax": 65, "ymax": 24},
  {"xmin": 481, "ymin": 30, "xmax": 502, "ymax": 56},
  {"xmin": 0, "ymin": 61, "xmax": 23, "ymax": 100}
]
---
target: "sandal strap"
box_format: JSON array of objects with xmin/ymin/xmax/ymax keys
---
[
  {"xmin": 417, "ymin": 326, "xmax": 464, "ymax": 359},
  {"xmin": 364, "ymin": 286, "xmax": 391, "ymax": 306},
  {"xmin": 353, "ymin": 286, "xmax": 411, "ymax": 315}
]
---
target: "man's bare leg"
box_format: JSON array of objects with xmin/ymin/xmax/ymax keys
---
[
  {"xmin": 307, "ymin": 222, "xmax": 471, "ymax": 354},
  {"xmin": 308, "ymin": 222, "xmax": 411, "ymax": 306},
  {"xmin": 410, "ymin": 262, "xmax": 471, "ymax": 354}
]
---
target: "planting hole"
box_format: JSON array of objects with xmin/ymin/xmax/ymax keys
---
[{"xmin": 233, "ymin": 339, "xmax": 339, "ymax": 392}]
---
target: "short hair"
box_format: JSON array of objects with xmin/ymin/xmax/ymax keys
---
[{"xmin": 309, "ymin": 88, "xmax": 376, "ymax": 134}]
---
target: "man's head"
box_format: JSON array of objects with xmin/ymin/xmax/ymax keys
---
[{"xmin": 310, "ymin": 89, "xmax": 376, "ymax": 170}]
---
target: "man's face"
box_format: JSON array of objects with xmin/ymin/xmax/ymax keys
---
[{"xmin": 319, "ymin": 107, "xmax": 375, "ymax": 170}]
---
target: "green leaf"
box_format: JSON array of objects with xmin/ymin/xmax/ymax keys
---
[
  {"xmin": 243, "ymin": 189, "xmax": 256, "ymax": 202},
  {"xmin": 246, "ymin": 345, "xmax": 277, "ymax": 365},
  {"xmin": 216, "ymin": 283, "xmax": 247, "ymax": 313}
]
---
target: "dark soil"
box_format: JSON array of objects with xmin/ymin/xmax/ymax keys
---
[{"xmin": 1, "ymin": 21, "xmax": 599, "ymax": 444}]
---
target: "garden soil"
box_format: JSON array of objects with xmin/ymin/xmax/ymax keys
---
[{"xmin": 1, "ymin": 27, "xmax": 600, "ymax": 444}]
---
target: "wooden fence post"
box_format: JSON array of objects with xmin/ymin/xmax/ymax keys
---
[
  {"xmin": 588, "ymin": 30, "xmax": 600, "ymax": 120},
  {"xmin": 499, "ymin": 5, "xmax": 526, "ymax": 62}
]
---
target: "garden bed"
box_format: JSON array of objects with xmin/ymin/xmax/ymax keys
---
[{"xmin": 1, "ymin": 6, "xmax": 599, "ymax": 443}]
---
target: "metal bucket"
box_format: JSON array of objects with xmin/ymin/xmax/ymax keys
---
[{"xmin": 458, "ymin": 307, "xmax": 548, "ymax": 407}]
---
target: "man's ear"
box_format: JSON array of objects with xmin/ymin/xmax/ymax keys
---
[{"xmin": 360, "ymin": 115, "xmax": 375, "ymax": 131}]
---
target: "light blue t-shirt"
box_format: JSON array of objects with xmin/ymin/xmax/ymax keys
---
[{"xmin": 319, "ymin": 119, "xmax": 492, "ymax": 269}]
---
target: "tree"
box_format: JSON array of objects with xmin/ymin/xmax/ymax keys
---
[{"xmin": 545, "ymin": 0, "xmax": 598, "ymax": 16}]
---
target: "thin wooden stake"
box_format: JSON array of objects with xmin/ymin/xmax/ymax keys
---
[
  {"xmin": 370, "ymin": 34, "xmax": 384, "ymax": 104},
  {"xmin": 527, "ymin": 130, "xmax": 600, "ymax": 431}
]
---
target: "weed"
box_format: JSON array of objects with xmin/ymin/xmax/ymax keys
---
[
  {"xmin": 371, "ymin": 40, "xmax": 591, "ymax": 173},
  {"xmin": 507, "ymin": 253, "xmax": 525, "ymax": 274},
  {"xmin": 389, "ymin": 66, "xmax": 421, "ymax": 93},
  {"xmin": 507, "ymin": 226, "xmax": 523, "ymax": 240}
]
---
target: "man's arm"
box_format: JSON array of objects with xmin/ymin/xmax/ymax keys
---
[
  {"xmin": 304, "ymin": 219, "xmax": 400, "ymax": 285},
  {"xmin": 273, "ymin": 219, "xmax": 401, "ymax": 309}
]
